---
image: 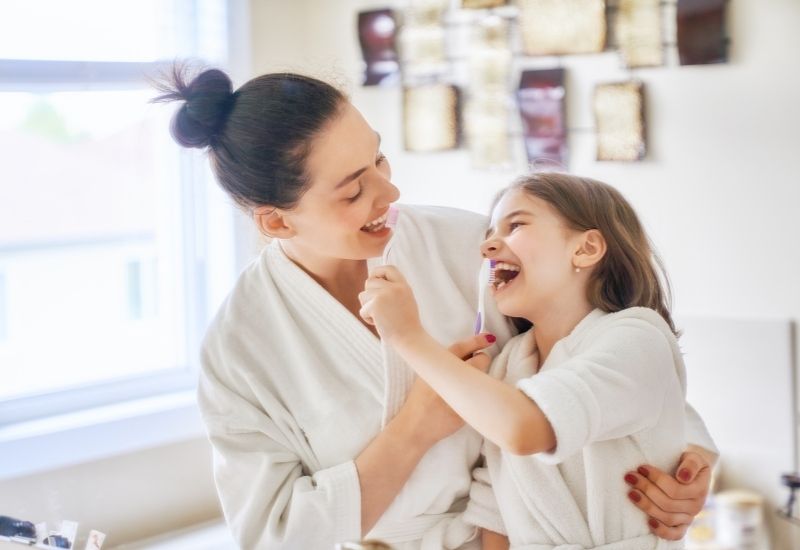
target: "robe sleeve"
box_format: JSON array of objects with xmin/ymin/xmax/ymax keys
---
[
  {"xmin": 462, "ymin": 446, "xmax": 508, "ymax": 536},
  {"xmin": 516, "ymin": 316, "xmax": 681, "ymax": 465},
  {"xmin": 198, "ymin": 349, "xmax": 362, "ymax": 549},
  {"xmin": 685, "ymin": 401, "xmax": 719, "ymax": 457}
]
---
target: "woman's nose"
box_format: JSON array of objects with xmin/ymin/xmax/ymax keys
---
[{"xmin": 377, "ymin": 176, "xmax": 400, "ymax": 205}]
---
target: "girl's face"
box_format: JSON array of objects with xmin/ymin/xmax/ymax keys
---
[
  {"xmin": 279, "ymin": 102, "xmax": 400, "ymax": 262},
  {"xmin": 481, "ymin": 188, "xmax": 584, "ymax": 320}
]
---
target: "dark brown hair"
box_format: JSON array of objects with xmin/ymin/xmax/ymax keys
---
[
  {"xmin": 151, "ymin": 64, "xmax": 347, "ymax": 210},
  {"xmin": 503, "ymin": 172, "xmax": 677, "ymax": 335}
]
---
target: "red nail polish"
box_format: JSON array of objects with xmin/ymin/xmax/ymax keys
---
[
  {"xmin": 624, "ymin": 474, "xmax": 638, "ymax": 485},
  {"xmin": 678, "ymin": 468, "xmax": 691, "ymax": 482},
  {"xmin": 637, "ymin": 466, "xmax": 650, "ymax": 477},
  {"xmin": 485, "ymin": 334, "xmax": 497, "ymax": 343},
  {"xmin": 628, "ymin": 491, "xmax": 641, "ymax": 503},
  {"xmin": 648, "ymin": 518, "xmax": 658, "ymax": 529}
]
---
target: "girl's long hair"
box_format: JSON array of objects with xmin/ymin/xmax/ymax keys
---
[{"xmin": 505, "ymin": 172, "xmax": 678, "ymax": 336}]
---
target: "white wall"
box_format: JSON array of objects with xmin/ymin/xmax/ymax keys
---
[{"xmin": 250, "ymin": 0, "xmax": 800, "ymax": 323}]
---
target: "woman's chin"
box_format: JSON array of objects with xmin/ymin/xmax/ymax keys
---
[{"xmin": 357, "ymin": 229, "xmax": 392, "ymax": 256}]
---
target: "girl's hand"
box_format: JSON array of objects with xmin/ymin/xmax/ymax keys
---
[
  {"xmin": 359, "ymin": 265, "xmax": 423, "ymax": 344},
  {"xmin": 624, "ymin": 451, "xmax": 712, "ymax": 540},
  {"xmin": 399, "ymin": 333, "xmax": 496, "ymax": 446}
]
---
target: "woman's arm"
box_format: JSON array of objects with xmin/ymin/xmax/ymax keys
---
[
  {"xmin": 357, "ymin": 333, "xmax": 496, "ymax": 534},
  {"xmin": 625, "ymin": 450, "xmax": 714, "ymax": 540},
  {"xmin": 624, "ymin": 363, "xmax": 719, "ymax": 539},
  {"xmin": 357, "ymin": 379, "xmax": 459, "ymax": 533},
  {"xmin": 200, "ymin": 332, "xmax": 491, "ymax": 546},
  {"xmin": 482, "ymin": 529, "xmax": 510, "ymax": 550}
]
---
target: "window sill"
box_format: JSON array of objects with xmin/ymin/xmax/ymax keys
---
[{"xmin": 0, "ymin": 390, "xmax": 205, "ymax": 480}]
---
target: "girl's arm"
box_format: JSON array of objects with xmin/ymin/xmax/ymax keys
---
[
  {"xmin": 359, "ymin": 266, "xmax": 554, "ymax": 454},
  {"xmin": 393, "ymin": 329, "xmax": 555, "ymax": 455}
]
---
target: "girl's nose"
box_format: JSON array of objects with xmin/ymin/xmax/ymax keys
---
[{"xmin": 480, "ymin": 238, "xmax": 499, "ymax": 258}]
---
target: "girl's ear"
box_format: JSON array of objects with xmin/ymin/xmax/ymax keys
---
[
  {"xmin": 573, "ymin": 229, "xmax": 607, "ymax": 270},
  {"xmin": 253, "ymin": 206, "xmax": 297, "ymax": 239}
]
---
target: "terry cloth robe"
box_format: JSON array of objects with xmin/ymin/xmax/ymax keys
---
[
  {"xmin": 197, "ymin": 205, "xmax": 515, "ymax": 550},
  {"xmin": 464, "ymin": 308, "xmax": 717, "ymax": 550}
]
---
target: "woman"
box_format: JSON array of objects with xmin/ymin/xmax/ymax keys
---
[{"xmin": 153, "ymin": 66, "xmax": 717, "ymax": 550}]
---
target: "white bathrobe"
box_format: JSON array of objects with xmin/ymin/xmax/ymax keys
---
[
  {"xmin": 464, "ymin": 308, "xmax": 711, "ymax": 550},
  {"xmin": 197, "ymin": 205, "xmax": 515, "ymax": 550}
]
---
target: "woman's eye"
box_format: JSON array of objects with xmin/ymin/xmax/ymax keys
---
[
  {"xmin": 509, "ymin": 222, "xmax": 523, "ymax": 231},
  {"xmin": 376, "ymin": 152, "xmax": 387, "ymax": 165},
  {"xmin": 346, "ymin": 183, "xmax": 363, "ymax": 202}
]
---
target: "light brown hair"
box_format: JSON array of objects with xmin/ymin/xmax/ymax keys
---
[{"xmin": 503, "ymin": 172, "xmax": 677, "ymax": 335}]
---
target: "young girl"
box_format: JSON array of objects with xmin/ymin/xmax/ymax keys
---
[{"xmin": 359, "ymin": 172, "xmax": 705, "ymax": 549}]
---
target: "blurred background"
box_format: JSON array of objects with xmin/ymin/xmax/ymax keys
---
[{"xmin": 0, "ymin": 0, "xmax": 798, "ymax": 548}]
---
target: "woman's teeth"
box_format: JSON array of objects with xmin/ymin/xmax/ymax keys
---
[{"xmin": 361, "ymin": 212, "xmax": 388, "ymax": 232}]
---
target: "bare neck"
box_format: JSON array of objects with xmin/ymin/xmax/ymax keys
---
[{"xmin": 279, "ymin": 240, "xmax": 372, "ymax": 328}]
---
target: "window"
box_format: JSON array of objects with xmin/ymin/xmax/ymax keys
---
[{"xmin": 0, "ymin": 0, "xmax": 237, "ymax": 425}]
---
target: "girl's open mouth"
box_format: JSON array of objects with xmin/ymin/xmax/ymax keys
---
[{"xmin": 493, "ymin": 261, "xmax": 520, "ymax": 291}]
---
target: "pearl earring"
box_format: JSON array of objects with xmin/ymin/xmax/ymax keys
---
[{"xmin": 574, "ymin": 267, "xmax": 581, "ymax": 273}]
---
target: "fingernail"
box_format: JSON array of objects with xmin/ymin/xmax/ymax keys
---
[
  {"xmin": 628, "ymin": 491, "xmax": 641, "ymax": 503},
  {"xmin": 637, "ymin": 466, "xmax": 650, "ymax": 477},
  {"xmin": 648, "ymin": 518, "xmax": 659, "ymax": 529},
  {"xmin": 624, "ymin": 474, "xmax": 638, "ymax": 485},
  {"xmin": 678, "ymin": 468, "xmax": 691, "ymax": 482},
  {"xmin": 485, "ymin": 334, "xmax": 496, "ymax": 343}
]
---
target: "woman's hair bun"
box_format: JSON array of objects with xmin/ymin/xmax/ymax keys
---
[{"xmin": 151, "ymin": 65, "xmax": 235, "ymax": 149}]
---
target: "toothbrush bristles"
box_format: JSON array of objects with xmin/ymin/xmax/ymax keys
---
[{"xmin": 385, "ymin": 206, "xmax": 399, "ymax": 229}]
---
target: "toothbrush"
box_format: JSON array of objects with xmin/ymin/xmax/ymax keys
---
[
  {"xmin": 385, "ymin": 205, "xmax": 399, "ymax": 229},
  {"xmin": 381, "ymin": 205, "xmax": 400, "ymax": 264},
  {"xmin": 474, "ymin": 259, "xmax": 496, "ymax": 334}
]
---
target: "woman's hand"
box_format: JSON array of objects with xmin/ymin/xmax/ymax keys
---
[
  {"xmin": 359, "ymin": 265, "xmax": 423, "ymax": 344},
  {"xmin": 398, "ymin": 333, "xmax": 495, "ymax": 447},
  {"xmin": 481, "ymin": 529, "xmax": 510, "ymax": 550},
  {"xmin": 624, "ymin": 451, "xmax": 712, "ymax": 540}
]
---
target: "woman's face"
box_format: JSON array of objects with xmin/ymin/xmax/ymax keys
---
[
  {"xmin": 481, "ymin": 189, "xmax": 582, "ymax": 319},
  {"xmin": 281, "ymin": 102, "xmax": 400, "ymax": 262}
]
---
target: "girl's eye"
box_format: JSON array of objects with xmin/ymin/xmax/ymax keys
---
[
  {"xmin": 509, "ymin": 222, "xmax": 523, "ymax": 231},
  {"xmin": 376, "ymin": 152, "xmax": 387, "ymax": 165}
]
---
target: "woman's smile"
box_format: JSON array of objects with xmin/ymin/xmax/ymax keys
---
[{"xmin": 361, "ymin": 209, "xmax": 392, "ymax": 235}]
